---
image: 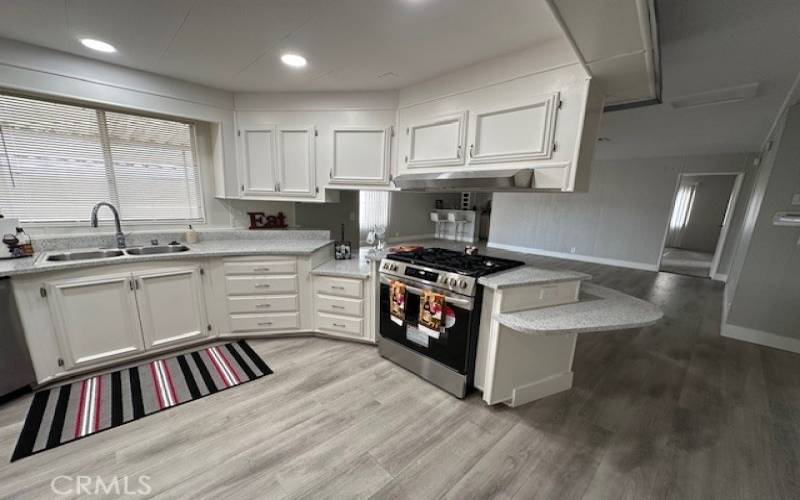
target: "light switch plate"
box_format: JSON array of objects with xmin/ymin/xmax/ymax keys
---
[{"xmin": 792, "ymin": 193, "xmax": 800, "ymax": 205}]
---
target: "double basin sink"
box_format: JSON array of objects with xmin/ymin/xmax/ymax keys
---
[{"xmin": 46, "ymin": 245, "xmax": 191, "ymax": 262}]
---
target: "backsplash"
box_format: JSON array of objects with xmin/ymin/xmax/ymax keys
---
[{"xmin": 30, "ymin": 228, "xmax": 331, "ymax": 253}]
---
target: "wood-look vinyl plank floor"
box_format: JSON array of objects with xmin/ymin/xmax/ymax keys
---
[{"xmin": 1, "ymin": 254, "xmax": 798, "ymax": 499}]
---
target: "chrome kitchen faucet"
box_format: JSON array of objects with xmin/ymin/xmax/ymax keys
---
[{"xmin": 90, "ymin": 202, "xmax": 126, "ymax": 249}]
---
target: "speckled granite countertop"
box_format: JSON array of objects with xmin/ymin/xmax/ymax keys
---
[
  {"xmin": 311, "ymin": 258, "xmax": 372, "ymax": 279},
  {"xmin": 310, "ymin": 248, "xmax": 383, "ymax": 279},
  {"xmin": 0, "ymin": 230, "xmax": 333, "ymax": 278},
  {"xmin": 478, "ymin": 266, "xmax": 591, "ymax": 289},
  {"xmin": 493, "ymin": 283, "xmax": 662, "ymax": 335}
]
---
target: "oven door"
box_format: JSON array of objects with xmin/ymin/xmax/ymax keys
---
[{"xmin": 379, "ymin": 274, "xmax": 476, "ymax": 373}]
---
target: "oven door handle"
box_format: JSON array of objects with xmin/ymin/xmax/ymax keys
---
[{"xmin": 379, "ymin": 275, "xmax": 474, "ymax": 310}]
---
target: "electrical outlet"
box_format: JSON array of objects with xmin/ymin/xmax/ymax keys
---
[
  {"xmin": 570, "ymin": 247, "xmax": 576, "ymax": 254},
  {"xmin": 792, "ymin": 193, "xmax": 800, "ymax": 205},
  {"xmin": 349, "ymin": 211, "xmax": 356, "ymax": 221}
]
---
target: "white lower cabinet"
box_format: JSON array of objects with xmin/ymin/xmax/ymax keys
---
[
  {"xmin": 312, "ymin": 275, "xmax": 372, "ymax": 342},
  {"xmin": 135, "ymin": 267, "xmax": 208, "ymax": 350},
  {"xmin": 48, "ymin": 272, "xmax": 145, "ymax": 369},
  {"xmin": 222, "ymin": 256, "xmax": 302, "ymax": 336},
  {"xmin": 46, "ymin": 266, "xmax": 209, "ymax": 370}
]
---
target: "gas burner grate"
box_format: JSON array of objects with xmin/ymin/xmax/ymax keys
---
[{"xmin": 386, "ymin": 248, "xmax": 523, "ymax": 277}]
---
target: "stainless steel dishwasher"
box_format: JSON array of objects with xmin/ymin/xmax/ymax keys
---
[{"xmin": 0, "ymin": 277, "xmax": 36, "ymax": 401}]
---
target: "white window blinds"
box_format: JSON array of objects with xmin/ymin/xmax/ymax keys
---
[
  {"xmin": 359, "ymin": 190, "xmax": 390, "ymax": 238},
  {"xmin": 0, "ymin": 94, "xmax": 203, "ymax": 224}
]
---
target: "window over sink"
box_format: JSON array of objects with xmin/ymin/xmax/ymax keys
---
[{"xmin": 0, "ymin": 93, "xmax": 203, "ymax": 224}]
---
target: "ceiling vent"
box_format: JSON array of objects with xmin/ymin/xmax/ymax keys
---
[{"xmin": 669, "ymin": 82, "xmax": 759, "ymax": 110}]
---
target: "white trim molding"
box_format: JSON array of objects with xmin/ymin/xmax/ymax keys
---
[
  {"xmin": 487, "ymin": 242, "xmax": 658, "ymax": 272},
  {"xmin": 722, "ymin": 323, "xmax": 800, "ymax": 354},
  {"xmin": 713, "ymin": 273, "xmax": 728, "ymax": 282}
]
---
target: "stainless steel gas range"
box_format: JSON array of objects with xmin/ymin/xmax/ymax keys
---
[{"xmin": 378, "ymin": 247, "xmax": 523, "ymax": 398}]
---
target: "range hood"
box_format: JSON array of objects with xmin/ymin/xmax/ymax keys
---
[{"xmin": 393, "ymin": 169, "xmax": 558, "ymax": 192}]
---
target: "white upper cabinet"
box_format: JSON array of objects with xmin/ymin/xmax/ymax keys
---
[
  {"xmin": 467, "ymin": 92, "xmax": 559, "ymax": 165},
  {"xmin": 397, "ymin": 64, "xmax": 603, "ymax": 192},
  {"xmin": 240, "ymin": 126, "xmax": 278, "ymax": 196},
  {"xmin": 47, "ymin": 272, "xmax": 144, "ymax": 369},
  {"xmin": 276, "ymin": 126, "xmax": 317, "ymax": 197},
  {"xmin": 239, "ymin": 124, "xmax": 317, "ymax": 198},
  {"xmin": 134, "ymin": 267, "xmax": 208, "ymax": 350},
  {"xmin": 330, "ymin": 126, "xmax": 392, "ymax": 185},
  {"xmin": 406, "ymin": 111, "xmax": 467, "ymax": 168}
]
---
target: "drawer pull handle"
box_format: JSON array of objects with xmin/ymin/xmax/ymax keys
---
[
  {"xmin": 331, "ymin": 305, "xmax": 345, "ymax": 309},
  {"xmin": 258, "ymin": 321, "xmax": 273, "ymax": 326},
  {"xmin": 254, "ymin": 267, "xmax": 271, "ymax": 271},
  {"xmin": 331, "ymin": 285, "xmax": 345, "ymax": 290},
  {"xmin": 256, "ymin": 303, "xmax": 271, "ymax": 308},
  {"xmin": 332, "ymin": 323, "xmax": 346, "ymax": 328},
  {"xmin": 255, "ymin": 284, "xmax": 271, "ymax": 288}
]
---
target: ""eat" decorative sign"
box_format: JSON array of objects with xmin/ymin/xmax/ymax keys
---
[{"xmin": 247, "ymin": 211, "xmax": 288, "ymax": 230}]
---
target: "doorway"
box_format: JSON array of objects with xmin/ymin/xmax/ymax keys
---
[{"xmin": 659, "ymin": 173, "xmax": 743, "ymax": 279}]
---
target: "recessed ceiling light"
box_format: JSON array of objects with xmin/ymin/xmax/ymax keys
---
[
  {"xmin": 80, "ymin": 38, "xmax": 117, "ymax": 53},
  {"xmin": 281, "ymin": 53, "xmax": 307, "ymax": 68}
]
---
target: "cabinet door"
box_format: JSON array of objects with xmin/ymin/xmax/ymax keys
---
[
  {"xmin": 406, "ymin": 111, "xmax": 467, "ymax": 168},
  {"xmin": 330, "ymin": 126, "xmax": 391, "ymax": 185},
  {"xmin": 134, "ymin": 267, "xmax": 209, "ymax": 349},
  {"xmin": 468, "ymin": 92, "xmax": 559, "ymax": 165},
  {"xmin": 48, "ymin": 273, "xmax": 144, "ymax": 369},
  {"xmin": 277, "ymin": 126, "xmax": 316, "ymax": 196},
  {"xmin": 240, "ymin": 126, "xmax": 279, "ymax": 196}
]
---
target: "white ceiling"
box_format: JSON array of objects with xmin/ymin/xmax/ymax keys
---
[
  {"xmin": 595, "ymin": 0, "xmax": 800, "ymax": 158},
  {"xmin": 0, "ymin": 0, "xmax": 563, "ymax": 92}
]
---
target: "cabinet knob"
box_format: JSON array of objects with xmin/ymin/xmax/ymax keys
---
[{"xmin": 469, "ymin": 144, "xmax": 475, "ymax": 158}]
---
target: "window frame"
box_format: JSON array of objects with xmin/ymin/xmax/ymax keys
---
[{"xmin": 0, "ymin": 90, "xmax": 207, "ymax": 227}]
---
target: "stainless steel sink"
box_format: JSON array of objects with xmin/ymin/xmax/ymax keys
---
[
  {"xmin": 46, "ymin": 249, "xmax": 126, "ymax": 261},
  {"xmin": 125, "ymin": 245, "xmax": 191, "ymax": 255}
]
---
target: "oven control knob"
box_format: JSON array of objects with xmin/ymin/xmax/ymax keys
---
[
  {"xmin": 458, "ymin": 280, "xmax": 468, "ymax": 289},
  {"xmin": 391, "ymin": 264, "xmax": 398, "ymax": 271},
  {"xmin": 448, "ymin": 277, "xmax": 458, "ymax": 286}
]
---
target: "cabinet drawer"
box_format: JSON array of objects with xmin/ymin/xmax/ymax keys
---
[
  {"xmin": 223, "ymin": 260, "xmax": 296, "ymax": 276},
  {"xmin": 316, "ymin": 312, "xmax": 363, "ymax": 337},
  {"xmin": 315, "ymin": 294, "xmax": 363, "ymax": 317},
  {"xmin": 313, "ymin": 276, "xmax": 362, "ymax": 298},
  {"xmin": 229, "ymin": 312, "xmax": 299, "ymax": 332},
  {"xmin": 228, "ymin": 295, "xmax": 298, "ymax": 314},
  {"xmin": 225, "ymin": 276, "xmax": 297, "ymax": 295}
]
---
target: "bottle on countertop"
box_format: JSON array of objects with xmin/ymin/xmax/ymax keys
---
[
  {"xmin": 184, "ymin": 224, "xmax": 199, "ymax": 244},
  {"xmin": 15, "ymin": 227, "xmax": 33, "ymax": 257}
]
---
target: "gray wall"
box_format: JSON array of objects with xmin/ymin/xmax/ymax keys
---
[
  {"xmin": 726, "ymin": 104, "xmax": 800, "ymax": 339},
  {"xmin": 295, "ymin": 190, "xmax": 359, "ymax": 245},
  {"xmin": 678, "ymin": 174, "xmax": 737, "ymax": 253},
  {"xmin": 388, "ymin": 192, "xmax": 461, "ymax": 241},
  {"xmin": 489, "ymin": 153, "xmax": 756, "ymax": 274}
]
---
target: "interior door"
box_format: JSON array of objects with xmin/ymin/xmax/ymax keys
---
[
  {"xmin": 406, "ymin": 111, "xmax": 467, "ymax": 168},
  {"xmin": 48, "ymin": 273, "xmax": 144, "ymax": 369},
  {"xmin": 134, "ymin": 267, "xmax": 208, "ymax": 349},
  {"xmin": 330, "ymin": 126, "xmax": 392, "ymax": 185},
  {"xmin": 240, "ymin": 126, "xmax": 278, "ymax": 196},
  {"xmin": 277, "ymin": 126, "xmax": 316, "ymax": 196},
  {"xmin": 468, "ymin": 92, "xmax": 559, "ymax": 165}
]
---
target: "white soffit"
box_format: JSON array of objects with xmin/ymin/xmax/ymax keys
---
[{"xmin": 551, "ymin": 0, "xmax": 660, "ymax": 107}]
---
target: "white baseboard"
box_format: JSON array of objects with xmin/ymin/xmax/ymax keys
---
[
  {"xmin": 509, "ymin": 371, "xmax": 574, "ymax": 407},
  {"xmin": 713, "ymin": 273, "xmax": 728, "ymax": 282},
  {"xmin": 487, "ymin": 242, "xmax": 659, "ymax": 272},
  {"xmin": 721, "ymin": 323, "xmax": 800, "ymax": 354}
]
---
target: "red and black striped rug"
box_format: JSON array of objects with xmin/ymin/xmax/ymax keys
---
[{"xmin": 11, "ymin": 340, "xmax": 272, "ymax": 462}]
